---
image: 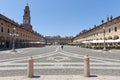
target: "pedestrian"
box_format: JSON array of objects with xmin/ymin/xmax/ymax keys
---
[{"xmin": 61, "ymin": 45, "xmax": 63, "ymax": 50}]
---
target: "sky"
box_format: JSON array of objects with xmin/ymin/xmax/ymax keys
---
[{"xmin": 0, "ymin": 0, "xmax": 120, "ymax": 37}]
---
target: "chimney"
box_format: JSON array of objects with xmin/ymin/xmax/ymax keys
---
[
  {"xmin": 94, "ymin": 25, "xmax": 96, "ymax": 28},
  {"xmin": 101, "ymin": 20, "xmax": 104, "ymax": 24},
  {"xmin": 110, "ymin": 16, "xmax": 113, "ymax": 20},
  {"xmin": 107, "ymin": 17, "xmax": 109, "ymax": 21}
]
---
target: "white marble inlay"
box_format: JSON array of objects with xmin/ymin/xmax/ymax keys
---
[{"xmin": 46, "ymin": 56, "xmax": 71, "ymax": 62}]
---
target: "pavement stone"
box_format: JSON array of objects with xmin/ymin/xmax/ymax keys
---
[
  {"xmin": 0, "ymin": 75, "xmax": 120, "ymax": 80},
  {"xmin": 0, "ymin": 46, "xmax": 120, "ymax": 78}
]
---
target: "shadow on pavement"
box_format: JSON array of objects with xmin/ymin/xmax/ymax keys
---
[
  {"xmin": 90, "ymin": 74, "xmax": 98, "ymax": 77},
  {"xmin": 32, "ymin": 76, "xmax": 40, "ymax": 78}
]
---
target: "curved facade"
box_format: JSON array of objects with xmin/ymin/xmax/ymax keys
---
[{"xmin": 73, "ymin": 16, "xmax": 120, "ymax": 46}]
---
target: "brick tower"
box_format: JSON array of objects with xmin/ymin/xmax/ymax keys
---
[{"xmin": 22, "ymin": 3, "xmax": 32, "ymax": 31}]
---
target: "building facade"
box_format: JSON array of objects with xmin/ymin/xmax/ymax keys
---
[
  {"xmin": 45, "ymin": 36, "xmax": 73, "ymax": 45},
  {"xmin": 0, "ymin": 4, "xmax": 45, "ymax": 49},
  {"xmin": 73, "ymin": 16, "xmax": 120, "ymax": 47}
]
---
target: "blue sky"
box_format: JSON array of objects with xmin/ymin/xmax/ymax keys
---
[{"xmin": 0, "ymin": 0, "xmax": 120, "ymax": 37}]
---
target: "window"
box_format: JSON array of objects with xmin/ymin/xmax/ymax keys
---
[
  {"xmin": 1, "ymin": 23, "xmax": 3, "ymax": 25},
  {"xmin": 103, "ymin": 30, "xmax": 106, "ymax": 34},
  {"xmin": 8, "ymin": 29, "xmax": 10, "ymax": 33},
  {"xmin": 109, "ymin": 28, "xmax": 111, "ymax": 33},
  {"xmin": 1, "ymin": 27, "xmax": 3, "ymax": 32},
  {"xmin": 114, "ymin": 27, "xmax": 117, "ymax": 32},
  {"xmin": 97, "ymin": 33, "xmax": 98, "ymax": 35},
  {"xmin": 25, "ymin": 11, "xmax": 27, "ymax": 14}
]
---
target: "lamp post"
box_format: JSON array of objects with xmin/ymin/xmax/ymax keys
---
[
  {"xmin": 103, "ymin": 27, "xmax": 106, "ymax": 51},
  {"xmin": 101, "ymin": 20, "xmax": 106, "ymax": 51},
  {"xmin": 10, "ymin": 27, "xmax": 19, "ymax": 52}
]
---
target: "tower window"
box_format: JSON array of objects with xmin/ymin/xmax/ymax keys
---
[{"xmin": 25, "ymin": 11, "xmax": 27, "ymax": 14}]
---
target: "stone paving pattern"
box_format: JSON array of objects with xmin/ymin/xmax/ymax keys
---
[
  {"xmin": 0, "ymin": 46, "xmax": 120, "ymax": 79},
  {"xmin": 0, "ymin": 75, "xmax": 120, "ymax": 80}
]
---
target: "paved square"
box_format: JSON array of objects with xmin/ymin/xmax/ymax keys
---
[{"xmin": 0, "ymin": 46, "xmax": 120, "ymax": 78}]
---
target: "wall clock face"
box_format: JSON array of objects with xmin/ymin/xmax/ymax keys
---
[{"xmin": 24, "ymin": 19, "xmax": 28, "ymax": 24}]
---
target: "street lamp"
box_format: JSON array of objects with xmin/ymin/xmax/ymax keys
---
[
  {"xmin": 101, "ymin": 20, "xmax": 107, "ymax": 51},
  {"xmin": 103, "ymin": 26, "xmax": 106, "ymax": 51},
  {"xmin": 10, "ymin": 27, "xmax": 19, "ymax": 52}
]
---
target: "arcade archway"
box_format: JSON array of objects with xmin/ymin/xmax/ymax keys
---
[{"xmin": 0, "ymin": 36, "xmax": 5, "ymax": 48}]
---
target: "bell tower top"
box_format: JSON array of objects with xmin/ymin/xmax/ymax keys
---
[
  {"xmin": 23, "ymin": 3, "xmax": 30, "ymax": 23},
  {"xmin": 27, "ymin": 2, "xmax": 28, "ymax": 6},
  {"xmin": 22, "ymin": 2, "xmax": 32, "ymax": 30}
]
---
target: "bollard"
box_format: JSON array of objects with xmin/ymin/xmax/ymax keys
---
[
  {"xmin": 84, "ymin": 55, "xmax": 90, "ymax": 77},
  {"xmin": 28, "ymin": 56, "xmax": 34, "ymax": 78}
]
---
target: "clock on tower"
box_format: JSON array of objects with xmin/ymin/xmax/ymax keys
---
[
  {"xmin": 24, "ymin": 19, "xmax": 29, "ymax": 24},
  {"xmin": 22, "ymin": 3, "xmax": 32, "ymax": 30}
]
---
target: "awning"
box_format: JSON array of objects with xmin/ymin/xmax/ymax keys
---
[
  {"xmin": 114, "ymin": 39, "xmax": 120, "ymax": 43},
  {"xmin": 82, "ymin": 39, "xmax": 120, "ymax": 44},
  {"xmin": 82, "ymin": 41, "xmax": 89, "ymax": 43}
]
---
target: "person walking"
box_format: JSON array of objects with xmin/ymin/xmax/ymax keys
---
[{"xmin": 61, "ymin": 45, "xmax": 63, "ymax": 50}]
